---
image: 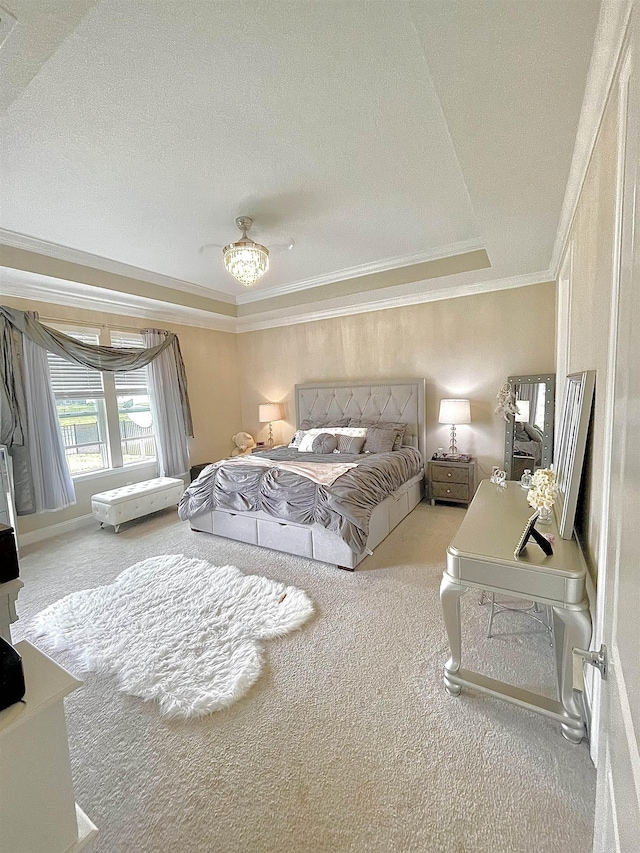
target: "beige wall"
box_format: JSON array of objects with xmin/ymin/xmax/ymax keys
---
[
  {"xmin": 0, "ymin": 295, "xmax": 242, "ymax": 536},
  {"xmin": 236, "ymin": 283, "xmax": 557, "ymax": 475},
  {"xmin": 562, "ymin": 77, "xmax": 620, "ymax": 582}
]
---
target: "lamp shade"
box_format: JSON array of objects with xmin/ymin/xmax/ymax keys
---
[
  {"xmin": 259, "ymin": 403, "xmax": 284, "ymax": 423},
  {"xmin": 515, "ymin": 400, "xmax": 530, "ymax": 422},
  {"xmin": 438, "ymin": 399, "xmax": 471, "ymax": 425}
]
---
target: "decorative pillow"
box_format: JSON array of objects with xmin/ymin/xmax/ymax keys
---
[
  {"xmin": 336, "ymin": 434, "xmax": 366, "ymax": 454},
  {"xmin": 311, "ymin": 433, "xmax": 338, "ymax": 454},
  {"xmin": 288, "ymin": 430, "xmax": 306, "ymax": 448},
  {"xmin": 350, "ymin": 420, "xmax": 407, "ymax": 451},
  {"xmin": 299, "ymin": 417, "xmax": 350, "ymax": 430},
  {"xmin": 363, "ymin": 426, "xmax": 396, "ymax": 454},
  {"xmin": 297, "ymin": 427, "xmax": 367, "ymax": 453}
]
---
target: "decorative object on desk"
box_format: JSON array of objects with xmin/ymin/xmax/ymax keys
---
[
  {"xmin": 31, "ymin": 555, "xmax": 314, "ymax": 719},
  {"xmin": 230, "ymin": 431, "xmax": 256, "ymax": 457},
  {"xmin": 513, "ymin": 510, "xmax": 554, "ymax": 558},
  {"xmin": 526, "ymin": 467, "xmax": 558, "ymax": 524},
  {"xmin": 259, "ymin": 402, "xmax": 284, "ymax": 447},
  {"xmin": 438, "ymin": 398, "xmax": 471, "ymax": 458},
  {"xmin": 495, "ymin": 381, "xmax": 517, "ymax": 420},
  {"xmin": 520, "ymin": 468, "xmax": 533, "ymax": 489},
  {"xmin": 0, "ymin": 636, "xmax": 25, "ymax": 711},
  {"xmin": 490, "ymin": 467, "xmax": 507, "ymax": 489}
]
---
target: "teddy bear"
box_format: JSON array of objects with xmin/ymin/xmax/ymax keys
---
[{"xmin": 231, "ymin": 432, "xmax": 256, "ymax": 456}]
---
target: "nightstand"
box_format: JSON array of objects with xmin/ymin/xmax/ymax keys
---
[{"xmin": 428, "ymin": 458, "xmax": 476, "ymax": 507}]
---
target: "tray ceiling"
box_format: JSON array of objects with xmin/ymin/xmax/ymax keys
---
[{"xmin": 0, "ymin": 0, "xmax": 601, "ymax": 321}]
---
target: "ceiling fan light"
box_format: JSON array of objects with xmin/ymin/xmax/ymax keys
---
[{"xmin": 223, "ymin": 239, "xmax": 269, "ymax": 286}]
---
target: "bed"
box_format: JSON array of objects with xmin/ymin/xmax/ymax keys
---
[{"xmin": 179, "ymin": 379, "xmax": 426, "ymax": 570}]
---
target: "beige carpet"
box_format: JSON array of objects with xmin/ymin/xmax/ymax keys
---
[{"xmin": 13, "ymin": 503, "xmax": 595, "ymax": 853}]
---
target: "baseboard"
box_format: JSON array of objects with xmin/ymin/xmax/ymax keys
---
[{"xmin": 18, "ymin": 513, "xmax": 96, "ymax": 547}]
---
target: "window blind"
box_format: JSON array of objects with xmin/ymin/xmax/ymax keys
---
[
  {"xmin": 111, "ymin": 331, "xmax": 149, "ymax": 393},
  {"xmin": 47, "ymin": 329, "xmax": 104, "ymax": 398}
]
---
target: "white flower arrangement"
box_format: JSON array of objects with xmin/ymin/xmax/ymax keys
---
[{"xmin": 527, "ymin": 468, "xmax": 558, "ymax": 510}]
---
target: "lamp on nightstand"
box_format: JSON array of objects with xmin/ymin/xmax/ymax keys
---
[
  {"xmin": 259, "ymin": 403, "xmax": 284, "ymax": 447},
  {"xmin": 438, "ymin": 399, "xmax": 471, "ymax": 458}
]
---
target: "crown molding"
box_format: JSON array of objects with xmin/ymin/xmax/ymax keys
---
[
  {"xmin": 0, "ymin": 229, "xmax": 235, "ymax": 305},
  {"xmin": 235, "ymin": 237, "xmax": 486, "ymax": 304},
  {"xmin": 1, "ymin": 263, "xmax": 553, "ymax": 335},
  {"xmin": 0, "ymin": 267, "xmax": 237, "ymax": 333},
  {"xmin": 235, "ymin": 270, "xmax": 553, "ymax": 333},
  {"xmin": 550, "ymin": 0, "xmax": 633, "ymax": 277}
]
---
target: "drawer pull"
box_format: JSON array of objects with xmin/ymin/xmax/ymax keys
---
[
  {"xmin": 447, "ymin": 472, "xmax": 452, "ymax": 478},
  {"xmin": 447, "ymin": 488, "xmax": 451, "ymax": 493}
]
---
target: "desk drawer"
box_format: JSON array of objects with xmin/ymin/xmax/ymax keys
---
[
  {"xmin": 432, "ymin": 481, "xmax": 469, "ymax": 501},
  {"xmin": 431, "ymin": 466, "xmax": 469, "ymax": 484}
]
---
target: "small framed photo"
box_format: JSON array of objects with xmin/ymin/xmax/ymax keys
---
[{"xmin": 514, "ymin": 510, "xmax": 553, "ymax": 558}]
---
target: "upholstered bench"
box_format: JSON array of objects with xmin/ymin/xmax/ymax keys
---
[{"xmin": 91, "ymin": 477, "xmax": 184, "ymax": 533}]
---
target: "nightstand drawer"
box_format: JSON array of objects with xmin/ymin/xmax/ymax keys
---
[
  {"xmin": 431, "ymin": 466, "xmax": 469, "ymax": 484},
  {"xmin": 431, "ymin": 481, "xmax": 469, "ymax": 501}
]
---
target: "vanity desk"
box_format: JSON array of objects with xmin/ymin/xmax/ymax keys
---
[{"xmin": 440, "ymin": 479, "xmax": 591, "ymax": 743}]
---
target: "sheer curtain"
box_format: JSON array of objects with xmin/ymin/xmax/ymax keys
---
[
  {"xmin": 22, "ymin": 334, "xmax": 76, "ymax": 512},
  {"xmin": 144, "ymin": 330, "xmax": 192, "ymax": 477}
]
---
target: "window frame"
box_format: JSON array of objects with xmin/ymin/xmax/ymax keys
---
[{"xmin": 48, "ymin": 324, "xmax": 158, "ymax": 479}]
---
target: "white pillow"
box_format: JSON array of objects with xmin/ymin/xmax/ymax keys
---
[{"xmin": 297, "ymin": 427, "xmax": 367, "ymax": 453}]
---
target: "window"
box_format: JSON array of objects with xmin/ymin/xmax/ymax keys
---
[
  {"xmin": 48, "ymin": 329, "xmax": 109, "ymax": 475},
  {"xmin": 47, "ymin": 326, "xmax": 157, "ymax": 477}
]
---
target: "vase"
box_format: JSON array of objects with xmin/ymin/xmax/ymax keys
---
[{"xmin": 536, "ymin": 505, "xmax": 553, "ymax": 525}]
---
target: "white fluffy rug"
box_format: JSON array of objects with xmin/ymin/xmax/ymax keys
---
[{"xmin": 32, "ymin": 554, "xmax": 314, "ymax": 718}]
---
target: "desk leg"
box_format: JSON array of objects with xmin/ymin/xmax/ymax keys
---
[
  {"xmin": 440, "ymin": 573, "xmax": 467, "ymax": 696},
  {"xmin": 552, "ymin": 606, "xmax": 592, "ymax": 743}
]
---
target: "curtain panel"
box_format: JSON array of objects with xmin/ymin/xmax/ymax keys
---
[{"xmin": 144, "ymin": 330, "xmax": 191, "ymax": 477}]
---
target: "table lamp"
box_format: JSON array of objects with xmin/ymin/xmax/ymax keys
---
[
  {"xmin": 259, "ymin": 403, "xmax": 284, "ymax": 447},
  {"xmin": 515, "ymin": 400, "xmax": 530, "ymax": 423},
  {"xmin": 438, "ymin": 399, "xmax": 471, "ymax": 458}
]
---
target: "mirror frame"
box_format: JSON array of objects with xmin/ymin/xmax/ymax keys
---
[
  {"xmin": 554, "ymin": 370, "xmax": 596, "ymax": 539},
  {"xmin": 504, "ymin": 373, "xmax": 556, "ymax": 479}
]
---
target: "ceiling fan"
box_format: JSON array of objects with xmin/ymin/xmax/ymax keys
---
[{"xmin": 200, "ymin": 217, "xmax": 294, "ymax": 286}]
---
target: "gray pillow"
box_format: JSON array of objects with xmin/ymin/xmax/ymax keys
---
[
  {"xmin": 311, "ymin": 432, "xmax": 338, "ymax": 454},
  {"xmin": 336, "ymin": 434, "xmax": 366, "ymax": 454},
  {"xmin": 350, "ymin": 420, "xmax": 407, "ymax": 451},
  {"xmin": 300, "ymin": 417, "xmax": 350, "ymax": 430},
  {"xmin": 363, "ymin": 427, "xmax": 396, "ymax": 454}
]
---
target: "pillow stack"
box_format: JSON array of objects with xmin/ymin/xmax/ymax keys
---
[
  {"xmin": 287, "ymin": 420, "xmax": 408, "ymax": 455},
  {"xmin": 348, "ymin": 420, "xmax": 407, "ymax": 453}
]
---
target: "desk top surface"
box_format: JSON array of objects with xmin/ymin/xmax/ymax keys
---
[{"xmin": 448, "ymin": 480, "xmax": 586, "ymax": 580}]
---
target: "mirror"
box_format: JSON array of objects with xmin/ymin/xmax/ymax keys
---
[
  {"xmin": 554, "ymin": 370, "xmax": 595, "ymax": 539},
  {"xmin": 503, "ymin": 373, "xmax": 555, "ymax": 480}
]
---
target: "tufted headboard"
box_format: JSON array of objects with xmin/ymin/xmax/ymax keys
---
[{"xmin": 295, "ymin": 379, "xmax": 426, "ymax": 460}]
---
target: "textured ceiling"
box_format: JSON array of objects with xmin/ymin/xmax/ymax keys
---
[{"xmin": 0, "ymin": 0, "xmax": 601, "ymax": 310}]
